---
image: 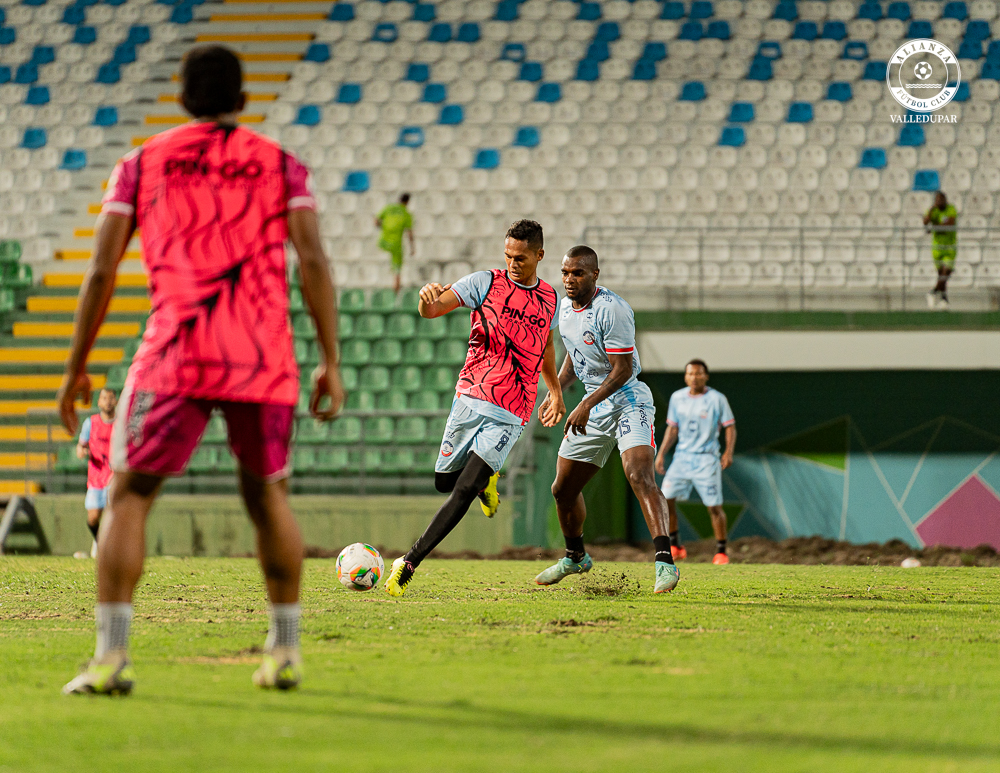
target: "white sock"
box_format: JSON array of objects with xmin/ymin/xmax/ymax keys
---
[
  {"xmin": 264, "ymin": 603, "xmax": 301, "ymax": 651},
  {"xmin": 95, "ymin": 603, "xmax": 133, "ymax": 659}
]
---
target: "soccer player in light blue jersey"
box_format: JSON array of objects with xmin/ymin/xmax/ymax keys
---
[
  {"xmin": 535, "ymin": 246, "xmax": 679, "ymax": 594},
  {"xmin": 654, "ymin": 360, "xmax": 736, "ymax": 565}
]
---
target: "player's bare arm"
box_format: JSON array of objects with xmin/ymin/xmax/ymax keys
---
[
  {"xmin": 57, "ymin": 212, "xmax": 133, "ymax": 434},
  {"xmin": 417, "ymin": 283, "xmax": 460, "ymax": 318},
  {"xmin": 654, "ymin": 425, "xmax": 679, "ymax": 475},
  {"xmin": 721, "ymin": 424, "xmax": 737, "ymax": 470},
  {"xmin": 76, "ymin": 441, "xmax": 90, "ymax": 461},
  {"xmin": 289, "ymin": 208, "xmax": 345, "ymax": 421},
  {"xmin": 564, "ymin": 352, "xmax": 633, "ymax": 437},
  {"xmin": 538, "ymin": 331, "xmax": 566, "ymax": 428},
  {"xmin": 538, "ymin": 353, "xmax": 577, "ymax": 421}
]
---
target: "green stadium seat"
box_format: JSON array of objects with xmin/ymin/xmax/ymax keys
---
[
  {"xmin": 289, "ymin": 265, "xmax": 301, "ymax": 286},
  {"xmin": 122, "ymin": 339, "xmax": 140, "ymax": 360},
  {"xmin": 55, "ymin": 445, "xmax": 86, "ymax": 472},
  {"xmin": 428, "ymin": 415, "xmax": 447, "ymax": 437},
  {"xmin": 0, "ymin": 288, "xmax": 13, "ymax": 313},
  {"xmin": 216, "ymin": 450, "xmax": 237, "ymax": 473},
  {"xmin": 363, "ymin": 416, "xmax": 395, "ymax": 444},
  {"xmin": 426, "ymin": 366, "xmax": 458, "ymax": 392},
  {"xmin": 353, "ymin": 313, "xmax": 385, "ymax": 339},
  {"xmin": 294, "ymin": 339, "xmax": 310, "ymax": 365},
  {"xmin": 381, "ymin": 448, "xmax": 415, "ymax": 473},
  {"xmin": 329, "ymin": 416, "xmax": 362, "ymax": 444},
  {"xmin": 0, "ymin": 239, "xmax": 22, "ymax": 264},
  {"xmin": 372, "ymin": 339, "xmax": 403, "ymax": 366},
  {"xmin": 1, "ymin": 263, "xmax": 32, "ymax": 289},
  {"xmin": 359, "ymin": 365, "xmax": 390, "ymax": 391},
  {"xmin": 408, "ymin": 390, "xmax": 439, "ymax": 411},
  {"xmin": 415, "ymin": 316, "xmax": 447, "ymax": 339},
  {"xmin": 360, "ymin": 448, "xmax": 382, "ymax": 471},
  {"xmin": 376, "ymin": 389, "xmax": 408, "ymax": 411},
  {"xmin": 414, "ymin": 448, "xmax": 438, "ymax": 473},
  {"xmin": 292, "ymin": 447, "xmax": 315, "ymax": 474},
  {"xmin": 369, "ymin": 288, "xmax": 397, "ymax": 312},
  {"xmin": 447, "ymin": 312, "xmax": 472, "ymax": 339},
  {"xmin": 292, "ymin": 315, "xmax": 316, "ymax": 338},
  {"xmin": 296, "ymin": 391, "xmax": 311, "ymax": 414},
  {"xmin": 391, "ymin": 365, "xmax": 423, "ymax": 392},
  {"xmin": 314, "ymin": 447, "xmax": 352, "ymax": 473},
  {"xmin": 104, "ymin": 365, "xmax": 127, "ymax": 390},
  {"xmin": 403, "ymin": 339, "xmax": 435, "ymax": 365},
  {"xmin": 340, "ymin": 288, "xmax": 366, "ymax": 312},
  {"xmin": 296, "ymin": 417, "xmax": 328, "ymax": 444},
  {"xmin": 341, "ymin": 340, "xmax": 370, "ymax": 366},
  {"xmin": 289, "ymin": 287, "xmax": 304, "ymax": 311},
  {"xmin": 385, "ymin": 313, "xmax": 417, "ymax": 338},
  {"xmin": 341, "ymin": 367, "xmax": 359, "ymax": 391},
  {"xmin": 346, "ymin": 391, "xmax": 376, "ymax": 411},
  {"xmin": 436, "ymin": 339, "xmax": 468, "ymax": 365},
  {"xmin": 187, "ymin": 447, "xmax": 218, "ymax": 474},
  {"xmin": 399, "ymin": 287, "xmax": 421, "ymax": 309},
  {"xmin": 395, "ymin": 416, "xmax": 428, "ymax": 444},
  {"xmin": 339, "ymin": 314, "xmax": 354, "ymax": 338},
  {"xmin": 204, "ymin": 414, "xmax": 227, "ymax": 442}
]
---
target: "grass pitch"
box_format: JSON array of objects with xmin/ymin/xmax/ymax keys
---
[{"xmin": 2, "ymin": 557, "xmax": 999, "ymax": 772}]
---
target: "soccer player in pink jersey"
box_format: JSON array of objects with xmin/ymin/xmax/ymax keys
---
[
  {"xmin": 385, "ymin": 220, "xmax": 566, "ymax": 596},
  {"xmin": 76, "ymin": 387, "xmax": 117, "ymax": 559},
  {"xmin": 58, "ymin": 46, "xmax": 345, "ymax": 695}
]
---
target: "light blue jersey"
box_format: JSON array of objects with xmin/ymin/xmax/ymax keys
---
[
  {"xmin": 557, "ymin": 287, "xmax": 652, "ymax": 413},
  {"xmin": 666, "ymin": 387, "xmax": 735, "ymax": 457}
]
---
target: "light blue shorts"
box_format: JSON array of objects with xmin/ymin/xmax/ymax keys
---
[
  {"xmin": 558, "ymin": 401, "xmax": 656, "ymax": 469},
  {"xmin": 436, "ymin": 398, "xmax": 523, "ymax": 474},
  {"xmin": 662, "ymin": 453, "xmax": 723, "ymax": 507},
  {"xmin": 85, "ymin": 486, "xmax": 108, "ymax": 510}
]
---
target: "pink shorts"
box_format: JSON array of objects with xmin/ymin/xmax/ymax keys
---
[{"xmin": 110, "ymin": 384, "xmax": 294, "ymax": 482}]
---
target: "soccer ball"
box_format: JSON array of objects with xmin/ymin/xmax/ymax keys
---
[
  {"xmin": 914, "ymin": 61, "xmax": 933, "ymax": 80},
  {"xmin": 336, "ymin": 543, "xmax": 385, "ymax": 591}
]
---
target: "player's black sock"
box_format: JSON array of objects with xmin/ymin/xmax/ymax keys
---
[
  {"xmin": 653, "ymin": 535, "xmax": 674, "ymax": 565},
  {"xmin": 87, "ymin": 521, "xmax": 99, "ymax": 540},
  {"xmin": 716, "ymin": 540, "xmax": 727, "ymax": 555},
  {"xmin": 564, "ymin": 535, "xmax": 585, "ymax": 564},
  {"xmin": 669, "ymin": 530, "xmax": 681, "ymax": 548},
  {"xmin": 405, "ymin": 454, "xmax": 494, "ymax": 568}
]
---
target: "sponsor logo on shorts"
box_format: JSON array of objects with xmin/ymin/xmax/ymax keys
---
[
  {"xmin": 494, "ymin": 433, "xmax": 510, "ymax": 452},
  {"xmin": 440, "ymin": 440, "xmax": 454, "ymax": 457},
  {"xmin": 582, "ymin": 331, "xmax": 595, "ymax": 345},
  {"xmin": 126, "ymin": 391, "xmax": 155, "ymax": 447}
]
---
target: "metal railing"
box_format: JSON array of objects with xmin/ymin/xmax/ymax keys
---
[{"xmin": 581, "ymin": 225, "xmax": 998, "ymax": 312}]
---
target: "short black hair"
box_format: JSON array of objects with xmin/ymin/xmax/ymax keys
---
[
  {"xmin": 565, "ymin": 245, "xmax": 598, "ymax": 270},
  {"xmin": 400, "ymin": 193, "xmax": 411, "ymax": 205},
  {"xmin": 181, "ymin": 45, "xmax": 243, "ymax": 118},
  {"xmin": 99, "ymin": 387, "xmax": 117, "ymax": 396},
  {"xmin": 686, "ymin": 359, "xmax": 709, "ymax": 375},
  {"xmin": 505, "ymin": 219, "xmax": 543, "ymax": 252}
]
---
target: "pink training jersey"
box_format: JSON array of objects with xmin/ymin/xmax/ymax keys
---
[
  {"xmin": 102, "ymin": 122, "xmax": 316, "ymax": 405},
  {"xmin": 452, "ymin": 269, "xmax": 559, "ymax": 424},
  {"xmin": 82, "ymin": 415, "xmax": 113, "ymax": 490}
]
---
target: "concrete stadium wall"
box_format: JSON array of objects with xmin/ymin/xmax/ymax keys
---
[{"xmin": 33, "ymin": 494, "xmax": 512, "ymax": 558}]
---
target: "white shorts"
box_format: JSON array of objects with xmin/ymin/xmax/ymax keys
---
[
  {"xmin": 85, "ymin": 486, "xmax": 108, "ymax": 510},
  {"xmin": 435, "ymin": 398, "xmax": 523, "ymax": 474},
  {"xmin": 558, "ymin": 401, "xmax": 656, "ymax": 469},
  {"xmin": 662, "ymin": 453, "xmax": 723, "ymax": 507}
]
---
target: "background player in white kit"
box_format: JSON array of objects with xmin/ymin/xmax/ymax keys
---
[
  {"xmin": 535, "ymin": 246, "xmax": 679, "ymax": 594},
  {"xmin": 655, "ymin": 360, "xmax": 736, "ymax": 565}
]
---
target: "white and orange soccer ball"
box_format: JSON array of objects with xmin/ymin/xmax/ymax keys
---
[{"xmin": 336, "ymin": 543, "xmax": 385, "ymax": 591}]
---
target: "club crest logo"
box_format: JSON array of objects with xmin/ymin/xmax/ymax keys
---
[
  {"xmin": 582, "ymin": 331, "xmax": 596, "ymax": 345},
  {"xmin": 440, "ymin": 440, "xmax": 454, "ymax": 457},
  {"xmin": 887, "ymin": 39, "xmax": 961, "ymax": 112}
]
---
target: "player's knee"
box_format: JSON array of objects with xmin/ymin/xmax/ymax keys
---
[
  {"xmin": 624, "ymin": 464, "xmax": 655, "ymax": 494},
  {"xmin": 434, "ymin": 472, "xmax": 457, "ymax": 494}
]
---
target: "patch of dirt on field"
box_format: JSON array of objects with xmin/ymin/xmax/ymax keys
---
[{"xmin": 303, "ymin": 536, "xmax": 1000, "ymax": 567}]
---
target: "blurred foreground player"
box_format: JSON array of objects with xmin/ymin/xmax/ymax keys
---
[
  {"xmin": 58, "ymin": 45, "xmax": 345, "ymax": 695},
  {"xmin": 76, "ymin": 387, "xmax": 117, "ymax": 559},
  {"xmin": 655, "ymin": 361, "xmax": 736, "ymax": 565},
  {"xmin": 534, "ymin": 247, "xmax": 679, "ymax": 594},
  {"xmin": 385, "ymin": 220, "xmax": 566, "ymax": 597}
]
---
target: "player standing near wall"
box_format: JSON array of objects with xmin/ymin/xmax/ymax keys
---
[
  {"xmin": 76, "ymin": 387, "xmax": 117, "ymax": 559},
  {"xmin": 655, "ymin": 361, "xmax": 736, "ymax": 565}
]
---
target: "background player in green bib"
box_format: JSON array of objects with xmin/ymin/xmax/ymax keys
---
[
  {"xmin": 923, "ymin": 191, "xmax": 957, "ymax": 310},
  {"xmin": 376, "ymin": 193, "xmax": 414, "ymax": 294}
]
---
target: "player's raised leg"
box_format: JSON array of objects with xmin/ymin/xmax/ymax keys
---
[
  {"xmin": 535, "ymin": 457, "xmax": 600, "ymax": 585},
  {"xmin": 621, "ymin": 446, "xmax": 679, "ymax": 593}
]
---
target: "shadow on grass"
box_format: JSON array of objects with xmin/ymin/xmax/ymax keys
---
[{"xmin": 147, "ymin": 690, "xmax": 999, "ymax": 760}]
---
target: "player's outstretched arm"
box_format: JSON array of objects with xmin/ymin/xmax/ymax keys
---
[
  {"xmin": 289, "ymin": 208, "xmax": 345, "ymax": 421},
  {"xmin": 538, "ymin": 332, "xmax": 566, "ymax": 428},
  {"xmin": 564, "ymin": 352, "xmax": 633, "ymax": 436},
  {"xmin": 721, "ymin": 424, "xmax": 737, "ymax": 470},
  {"xmin": 654, "ymin": 425, "xmax": 679, "ymax": 475},
  {"xmin": 417, "ymin": 283, "xmax": 460, "ymax": 318},
  {"xmin": 538, "ymin": 353, "xmax": 576, "ymax": 423},
  {"xmin": 57, "ymin": 213, "xmax": 133, "ymax": 434}
]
